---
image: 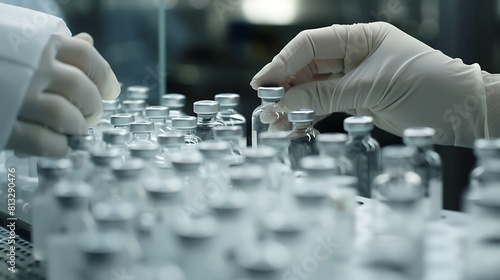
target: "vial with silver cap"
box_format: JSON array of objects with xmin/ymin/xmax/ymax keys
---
[
  {"xmin": 214, "ymin": 93, "xmax": 247, "ymax": 147},
  {"xmin": 198, "ymin": 140, "xmax": 232, "ymax": 198},
  {"xmin": 129, "ymin": 142, "xmax": 162, "ymax": 179},
  {"xmin": 33, "ymin": 158, "xmax": 72, "ymax": 261},
  {"xmin": 171, "ymin": 116, "xmax": 202, "ymax": 146},
  {"xmin": 48, "ymin": 181, "xmax": 95, "ymax": 280},
  {"xmin": 94, "ymin": 99, "xmax": 120, "ymax": 140},
  {"xmin": 403, "ymin": 127, "xmax": 443, "ymax": 220},
  {"xmin": 193, "ymin": 100, "xmax": 226, "ymax": 141},
  {"xmin": 287, "ymin": 109, "xmax": 319, "ymax": 170},
  {"xmin": 468, "ymin": 138, "xmax": 500, "ymax": 190},
  {"xmin": 102, "ymin": 129, "xmax": 130, "ymax": 159},
  {"xmin": 145, "ymin": 106, "xmax": 174, "ymax": 141},
  {"xmin": 110, "ymin": 113, "xmax": 135, "ymax": 131},
  {"xmin": 91, "ymin": 200, "xmax": 143, "ymax": 266},
  {"xmin": 126, "ymin": 85, "xmax": 150, "ymax": 102},
  {"xmin": 77, "ymin": 231, "xmax": 129, "ymax": 280},
  {"xmin": 343, "ymin": 116, "xmax": 381, "ymax": 198},
  {"xmin": 86, "ymin": 148, "xmax": 122, "ymax": 204},
  {"xmin": 317, "ymin": 133, "xmax": 356, "ymax": 176},
  {"xmin": 371, "ymin": 146, "xmax": 425, "ymax": 280},
  {"xmin": 128, "ymin": 121, "xmax": 155, "ymax": 147},
  {"xmin": 122, "ymin": 100, "xmax": 147, "ymax": 122},
  {"xmin": 214, "ymin": 126, "xmax": 244, "ymax": 165},
  {"xmin": 162, "ymin": 93, "xmax": 187, "ymax": 118},
  {"xmin": 155, "ymin": 132, "xmax": 185, "ymax": 175},
  {"xmin": 105, "ymin": 158, "xmax": 150, "ymax": 208},
  {"xmin": 259, "ymin": 131, "xmax": 292, "ymax": 168},
  {"xmin": 251, "ymin": 86, "xmax": 286, "ymax": 147},
  {"xmin": 67, "ymin": 135, "xmax": 94, "ymax": 182}
]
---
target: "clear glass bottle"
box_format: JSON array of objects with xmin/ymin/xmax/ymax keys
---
[
  {"xmin": 106, "ymin": 158, "xmax": 150, "ymax": 208},
  {"xmin": 129, "ymin": 142, "xmax": 161, "ymax": 180},
  {"xmin": 162, "ymin": 93, "xmax": 187, "ymax": 118},
  {"xmin": 87, "ymin": 148, "xmax": 122, "ymax": 206},
  {"xmin": 214, "ymin": 126, "xmax": 244, "ymax": 166},
  {"xmin": 77, "ymin": 231, "xmax": 129, "ymax": 280},
  {"xmin": 145, "ymin": 106, "xmax": 174, "ymax": 141},
  {"xmin": 94, "ymin": 99, "xmax": 120, "ymax": 141},
  {"xmin": 317, "ymin": 133, "xmax": 356, "ymax": 176},
  {"xmin": 110, "ymin": 113, "xmax": 135, "ymax": 130},
  {"xmin": 155, "ymin": 132, "xmax": 184, "ymax": 176},
  {"xmin": 468, "ymin": 139, "xmax": 500, "ymax": 191},
  {"xmin": 214, "ymin": 93, "xmax": 247, "ymax": 148},
  {"xmin": 193, "ymin": 100, "xmax": 226, "ymax": 141},
  {"xmin": 287, "ymin": 109, "xmax": 319, "ymax": 170},
  {"xmin": 403, "ymin": 127, "xmax": 443, "ymax": 220},
  {"xmin": 372, "ymin": 146, "xmax": 425, "ymax": 280},
  {"xmin": 122, "ymin": 100, "xmax": 147, "ymax": 122},
  {"xmin": 344, "ymin": 116, "xmax": 381, "ymax": 198},
  {"xmin": 33, "ymin": 158, "xmax": 72, "ymax": 261},
  {"xmin": 91, "ymin": 200, "xmax": 143, "ymax": 266},
  {"xmin": 48, "ymin": 181, "xmax": 95, "ymax": 280},
  {"xmin": 127, "ymin": 85, "xmax": 150, "ymax": 102},
  {"xmin": 251, "ymin": 86, "xmax": 286, "ymax": 148},
  {"xmin": 128, "ymin": 121, "xmax": 155, "ymax": 147},
  {"xmin": 171, "ymin": 116, "xmax": 202, "ymax": 146},
  {"xmin": 66, "ymin": 134, "xmax": 94, "ymax": 182},
  {"xmin": 259, "ymin": 131, "xmax": 292, "ymax": 168},
  {"xmin": 102, "ymin": 129, "xmax": 130, "ymax": 160},
  {"xmin": 198, "ymin": 140, "xmax": 232, "ymax": 198},
  {"xmin": 143, "ymin": 177, "xmax": 183, "ymax": 264}
]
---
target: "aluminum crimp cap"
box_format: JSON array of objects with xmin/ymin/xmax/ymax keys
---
[
  {"xmin": 111, "ymin": 158, "xmax": 146, "ymax": 178},
  {"xmin": 243, "ymin": 146, "xmax": 276, "ymax": 165},
  {"xmin": 171, "ymin": 116, "xmax": 197, "ymax": 129},
  {"xmin": 102, "ymin": 129, "xmax": 129, "ymax": 145},
  {"xmin": 157, "ymin": 132, "xmax": 185, "ymax": 147},
  {"xmin": 68, "ymin": 134, "xmax": 94, "ymax": 150},
  {"xmin": 127, "ymin": 85, "xmax": 150, "ymax": 100},
  {"xmin": 300, "ymin": 155, "xmax": 338, "ymax": 176},
  {"xmin": 110, "ymin": 113, "xmax": 135, "ymax": 126},
  {"xmin": 90, "ymin": 148, "xmax": 122, "ymax": 166},
  {"xmin": 214, "ymin": 93, "xmax": 240, "ymax": 107},
  {"xmin": 193, "ymin": 100, "xmax": 220, "ymax": 115},
  {"xmin": 129, "ymin": 121, "xmax": 154, "ymax": 133},
  {"xmin": 403, "ymin": 127, "xmax": 436, "ymax": 147},
  {"xmin": 129, "ymin": 143, "xmax": 160, "ymax": 159},
  {"xmin": 170, "ymin": 152, "xmax": 203, "ymax": 172},
  {"xmin": 102, "ymin": 99, "xmax": 120, "ymax": 111},
  {"xmin": 474, "ymin": 139, "xmax": 500, "ymax": 158},
  {"xmin": 317, "ymin": 133, "xmax": 348, "ymax": 151},
  {"xmin": 343, "ymin": 116, "xmax": 374, "ymax": 133},
  {"xmin": 37, "ymin": 158, "xmax": 72, "ymax": 178},
  {"xmin": 122, "ymin": 100, "xmax": 146, "ymax": 112},
  {"xmin": 257, "ymin": 87, "xmax": 285, "ymax": 100},
  {"xmin": 288, "ymin": 109, "xmax": 315, "ymax": 123},
  {"xmin": 198, "ymin": 140, "xmax": 231, "ymax": 159},
  {"xmin": 229, "ymin": 164, "xmax": 265, "ymax": 188},
  {"xmin": 145, "ymin": 106, "xmax": 169, "ymax": 118},
  {"xmin": 259, "ymin": 131, "xmax": 290, "ymax": 148},
  {"xmin": 214, "ymin": 126, "xmax": 243, "ymax": 140},
  {"xmin": 54, "ymin": 181, "xmax": 92, "ymax": 208},
  {"xmin": 162, "ymin": 93, "xmax": 186, "ymax": 109}
]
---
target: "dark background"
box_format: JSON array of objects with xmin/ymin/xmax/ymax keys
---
[{"xmin": 50, "ymin": 0, "xmax": 500, "ymax": 210}]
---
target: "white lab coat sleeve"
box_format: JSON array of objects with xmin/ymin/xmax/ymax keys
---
[{"xmin": 0, "ymin": 3, "xmax": 70, "ymax": 149}]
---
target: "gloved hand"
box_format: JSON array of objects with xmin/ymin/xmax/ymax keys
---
[
  {"xmin": 6, "ymin": 32, "xmax": 120, "ymax": 156},
  {"xmin": 251, "ymin": 22, "xmax": 500, "ymax": 148}
]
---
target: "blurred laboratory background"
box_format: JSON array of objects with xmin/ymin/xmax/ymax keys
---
[{"xmin": 17, "ymin": 0, "xmax": 500, "ymax": 210}]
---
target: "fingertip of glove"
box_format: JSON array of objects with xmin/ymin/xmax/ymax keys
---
[
  {"xmin": 74, "ymin": 32, "xmax": 94, "ymax": 45},
  {"xmin": 101, "ymin": 69, "xmax": 121, "ymax": 100}
]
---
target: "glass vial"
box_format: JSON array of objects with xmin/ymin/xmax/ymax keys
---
[
  {"xmin": 343, "ymin": 116, "xmax": 381, "ymax": 198},
  {"xmin": 215, "ymin": 93, "xmax": 247, "ymax": 147},
  {"xmin": 171, "ymin": 116, "xmax": 203, "ymax": 146},
  {"xmin": 317, "ymin": 133, "xmax": 356, "ymax": 176},
  {"xmin": 128, "ymin": 121, "xmax": 155, "ymax": 147},
  {"xmin": 251, "ymin": 86, "xmax": 286, "ymax": 148},
  {"xmin": 110, "ymin": 113, "xmax": 135, "ymax": 131},
  {"xmin": 287, "ymin": 109, "xmax": 319, "ymax": 170},
  {"xmin": 162, "ymin": 93, "xmax": 187, "ymax": 118},
  {"xmin": 123, "ymin": 100, "xmax": 147, "ymax": 122},
  {"xmin": 193, "ymin": 100, "xmax": 226, "ymax": 141},
  {"xmin": 94, "ymin": 99, "xmax": 120, "ymax": 140},
  {"xmin": 145, "ymin": 106, "xmax": 174, "ymax": 141}
]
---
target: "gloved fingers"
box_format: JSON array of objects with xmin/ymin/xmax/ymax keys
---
[
  {"xmin": 47, "ymin": 61, "xmax": 102, "ymax": 125},
  {"xmin": 6, "ymin": 121, "xmax": 70, "ymax": 157},
  {"xmin": 250, "ymin": 23, "xmax": 376, "ymax": 89},
  {"xmin": 268, "ymin": 114, "xmax": 291, "ymax": 132},
  {"xmin": 73, "ymin": 32, "xmax": 94, "ymax": 45},
  {"xmin": 280, "ymin": 79, "xmax": 344, "ymax": 116},
  {"xmin": 292, "ymin": 59, "xmax": 344, "ymax": 85},
  {"xmin": 55, "ymin": 35, "xmax": 120, "ymax": 100},
  {"xmin": 18, "ymin": 92, "xmax": 88, "ymax": 135}
]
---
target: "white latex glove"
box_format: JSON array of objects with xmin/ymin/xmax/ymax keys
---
[{"xmin": 251, "ymin": 22, "xmax": 500, "ymax": 148}]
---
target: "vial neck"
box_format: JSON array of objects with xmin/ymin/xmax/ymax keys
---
[
  {"xmin": 150, "ymin": 117, "xmax": 167, "ymax": 124},
  {"xmin": 276, "ymin": 148, "xmax": 292, "ymax": 167},
  {"xmin": 348, "ymin": 132, "xmax": 371, "ymax": 141},
  {"xmin": 261, "ymin": 99, "xmax": 280, "ymax": 105},
  {"xmin": 102, "ymin": 110, "xmax": 115, "ymax": 119},
  {"xmin": 132, "ymin": 132, "xmax": 152, "ymax": 141},
  {"xmin": 197, "ymin": 115, "xmax": 216, "ymax": 125},
  {"xmin": 292, "ymin": 122, "xmax": 314, "ymax": 133},
  {"xmin": 219, "ymin": 107, "xmax": 238, "ymax": 115},
  {"xmin": 114, "ymin": 125, "xmax": 129, "ymax": 130},
  {"xmin": 161, "ymin": 146, "xmax": 181, "ymax": 154}
]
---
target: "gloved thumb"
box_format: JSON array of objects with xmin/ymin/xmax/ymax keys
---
[
  {"xmin": 73, "ymin": 32, "xmax": 94, "ymax": 45},
  {"xmin": 280, "ymin": 78, "xmax": 343, "ymax": 116}
]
